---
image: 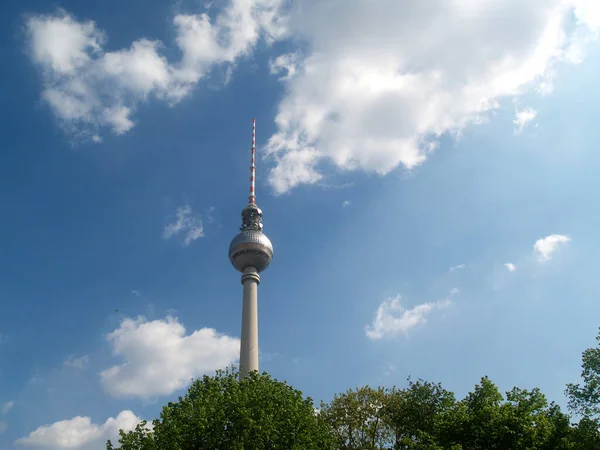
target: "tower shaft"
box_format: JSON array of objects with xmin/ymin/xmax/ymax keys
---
[
  {"xmin": 228, "ymin": 119, "xmax": 273, "ymax": 382},
  {"xmin": 239, "ymin": 266, "xmax": 260, "ymax": 380}
]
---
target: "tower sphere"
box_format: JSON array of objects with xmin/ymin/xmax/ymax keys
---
[{"xmin": 228, "ymin": 203, "xmax": 273, "ymax": 273}]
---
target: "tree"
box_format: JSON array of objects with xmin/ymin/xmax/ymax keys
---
[
  {"xmin": 105, "ymin": 326, "xmax": 600, "ymax": 450},
  {"xmin": 440, "ymin": 377, "xmax": 572, "ymax": 450},
  {"xmin": 107, "ymin": 421, "xmax": 156, "ymax": 450},
  {"xmin": 437, "ymin": 377, "xmax": 504, "ymax": 449},
  {"xmin": 383, "ymin": 378, "xmax": 455, "ymax": 450},
  {"xmin": 539, "ymin": 403, "xmax": 575, "ymax": 450},
  {"xmin": 566, "ymin": 328, "xmax": 600, "ymax": 419},
  {"xmin": 564, "ymin": 327, "xmax": 600, "ymax": 449},
  {"xmin": 570, "ymin": 416, "xmax": 600, "ymax": 449},
  {"xmin": 320, "ymin": 385, "xmax": 390, "ymax": 449},
  {"xmin": 107, "ymin": 367, "xmax": 334, "ymax": 450}
]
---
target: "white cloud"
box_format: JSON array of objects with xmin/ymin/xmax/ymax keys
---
[
  {"xmin": 25, "ymin": 1, "xmax": 286, "ymax": 139},
  {"xmin": 266, "ymin": 148, "xmax": 322, "ymax": 194},
  {"xmin": 163, "ymin": 204, "xmax": 204, "ymax": 246},
  {"xmin": 264, "ymin": 0, "xmax": 599, "ymax": 193},
  {"xmin": 269, "ymin": 52, "xmax": 302, "ymax": 80},
  {"xmin": 2, "ymin": 401, "xmax": 14, "ymax": 415},
  {"xmin": 342, "ymin": 200, "xmax": 350, "ymax": 208},
  {"xmin": 64, "ymin": 355, "xmax": 89, "ymax": 369},
  {"xmin": 100, "ymin": 316, "xmax": 239, "ymax": 399},
  {"xmin": 449, "ymin": 264, "xmax": 466, "ymax": 272},
  {"xmin": 563, "ymin": 0, "xmax": 600, "ymax": 63},
  {"xmin": 26, "ymin": 12, "xmax": 103, "ymax": 74},
  {"xmin": 533, "ymin": 234, "xmax": 571, "ymax": 261},
  {"xmin": 366, "ymin": 295, "xmax": 452, "ymax": 340},
  {"xmin": 505, "ymin": 262, "xmax": 517, "ymax": 272},
  {"xmin": 27, "ymin": 2, "xmax": 599, "ymax": 190},
  {"xmin": 16, "ymin": 410, "xmax": 146, "ymax": 449},
  {"xmin": 574, "ymin": 0, "xmax": 600, "ymax": 30},
  {"xmin": 450, "ymin": 287, "xmax": 460, "ymax": 295},
  {"xmin": 513, "ymin": 107, "xmax": 537, "ymax": 134}
]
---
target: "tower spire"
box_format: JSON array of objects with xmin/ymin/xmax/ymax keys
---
[
  {"xmin": 229, "ymin": 119, "xmax": 274, "ymax": 382},
  {"xmin": 240, "ymin": 119, "xmax": 263, "ymax": 233},
  {"xmin": 249, "ymin": 118, "xmax": 256, "ymax": 205}
]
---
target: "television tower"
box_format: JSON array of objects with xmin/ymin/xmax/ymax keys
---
[{"xmin": 228, "ymin": 119, "xmax": 273, "ymax": 381}]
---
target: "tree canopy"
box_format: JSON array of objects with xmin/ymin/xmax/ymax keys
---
[
  {"xmin": 106, "ymin": 367, "xmax": 334, "ymax": 450},
  {"xmin": 108, "ymin": 328, "xmax": 600, "ymax": 450},
  {"xmin": 566, "ymin": 329, "xmax": 600, "ymax": 419}
]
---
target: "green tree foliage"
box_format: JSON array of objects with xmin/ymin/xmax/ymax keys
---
[
  {"xmin": 566, "ymin": 328, "xmax": 600, "ymax": 419},
  {"xmin": 564, "ymin": 327, "xmax": 600, "ymax": 449},
  {"xmin": 319, "ymin": 378, "xmax": 581, "ymax": 450},
  {"xmin": 442, "ymin": 380, "xmax": 574, "ymax": 450},
  {"xmin": 570, "ymin": 416, "xmax": 600, "ymax": 449},
  {"xmin": 320, "ymin": 386, "xmax": 389, "ymax": 449},
  {"xmin": 383, "ymin": 378, "xmax": 455, "ymax": 449},
  {"xmin": 107, "ymin": 329, "xmax": 600, "ymax": 450},
  {"xmin": 107, "ymin": 367, "xmax": 334, "ymax": 450}
]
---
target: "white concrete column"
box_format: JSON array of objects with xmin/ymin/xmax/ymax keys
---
[{"xmin": 239, "ymin": 266, "xmax": 260, "ymax": 381}]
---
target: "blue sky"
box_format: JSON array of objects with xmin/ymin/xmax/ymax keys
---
[{"xmin": 1, "ymin": 0, "xmax": 600, "ymax": 447}]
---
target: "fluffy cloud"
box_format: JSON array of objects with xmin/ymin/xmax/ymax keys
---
[
  {"xmin": 16, "ymin": 410, "xmax": 145, "ymax": 449},
  {"xmin": 533, "ymin": 234, "xmax": 571, "ymax": 261},
  {"xmin": 513, "ymin": 107, "xmax": 538, "ymax": 134},
  {"xmin": 269, "ymin": 52, "xmax": 302, "ymax": 81},
  {"xmin": 26, "ymin": 1, "xmax": 600, "ymax": 190},
  {"xmin": 163, "ymin": 204, "xmax": 205, "ymax": 246},
  {"xmin": 265, "ymin": 0, "xmax": 599, "ymax": 193},
  {"xmin": 504, "ymin": 262, "xmax": 517, "ymax": 272},
  {"xmin": 449, "ymin": 264, "xmax": 466, "ymax": 272},
  {"xmin": 25, "ymin": 1, "xmax": 286, "ymax": 139},
  {"xmin": 100, "ymin": 316, "xmax": 239, "ymax": 399},
  {"xmin": 366, "ymin": 295, "xmax": 452, "ymax": 340}
]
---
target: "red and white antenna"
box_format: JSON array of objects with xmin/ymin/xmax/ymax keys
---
[{"xmin": 249, "ymin": 118, "xmax": 256, "ymax": 205}]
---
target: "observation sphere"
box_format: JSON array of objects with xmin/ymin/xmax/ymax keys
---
[{"xmin": 228, "ymin": 229, "xmax": 273, "ymax": 273}]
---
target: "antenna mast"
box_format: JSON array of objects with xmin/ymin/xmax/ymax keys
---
[
  {"xmin": 229, "ymin": 118, "xmax": 274, "ymax": 381},
  {"xmin": 249, "ymin": 118, "xmax": 256, "ymax": 205}
]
